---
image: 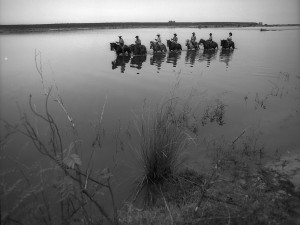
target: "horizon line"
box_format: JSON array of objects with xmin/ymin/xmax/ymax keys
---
[{"xmin": 0, "ymin": 21, "xmax": 263, "ymax": 26}]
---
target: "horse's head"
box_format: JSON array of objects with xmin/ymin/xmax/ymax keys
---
[
  {"xmin": 150, "ymin": 41, "xmax": 154, "ymax": 49},
  {"xmin": 110, "ymin": 42, "xmax": 115, "ymax": 51},
  {"xmin": 186, "ymin": 39, "xmax": 190, "ymax": 46},
  {"xmin": 199, "ymin": 39, "xmax": 205, "ymax": 45},
  {"xmin": 167, "ymin": 40, "xmax": 171, "ymax": 47},
  {"xmin": 220, "ymin": 40, "xmax": 226, "ymax": 47}
]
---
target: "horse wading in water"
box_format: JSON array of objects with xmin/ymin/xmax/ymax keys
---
[
  {"xmin": 110, "ymin": 42, "xmax": 131, "ymax": 56},
  {"xmin": 150, "ymin": 41, "xmax": 167, "ymax": 52},
  {"xmin": 129, "ymin": 44, "xmax": 147, "ymax": 55},
  {"xmin": 220, "ymin": 40, "xmax": 235, "ymax": 49},
  {"xmin": 186, "ymin": 39, "xmax": 198, "ymax": 50},
  {"xmin": 199, "ymin": 39, "xmax": 218, "ymax": 50},
  {"xmin": 167, "ymin": 40, "xmax": 182, "ymax": 51}
]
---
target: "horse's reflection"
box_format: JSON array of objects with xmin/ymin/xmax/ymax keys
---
[
  {"xmin": 130, "ymin": 55, "xmax": 147, "ymax": 70},
  {"xmin": 185, "ymin": 50, "xmax": 199, "ymax": 66},
  {"xmin": 219, "ymin": 49, "xmax": 234, "ymax": 68},
  {"xmin": 199, "ymin": 49, "xmax": 217, "ymax": 67},
  {"xmin": 167, "ymin": 51, "xmax": 181, "ymax": 67},
  {"xmin": 150, "ymin": 52, "xmax": 166, "ymax": 70},
  {"xmin": 112, "ymin": 55, "xmax": 131, "ymax": 73}
]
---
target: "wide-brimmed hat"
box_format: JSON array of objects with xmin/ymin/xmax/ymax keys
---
[
  {"xmin": 192, "ymin": 32, "xmax": 195, "ymax": 34},
  {"xmin": 118, "ymin": 36, "xmax": 122, "ymax": 37},
  {"xmin": 209, "ymin": 33, "xmax": 212, "ymax": 35},
  {"xmin": 174, "ymin": 33, "xmax": 177, "ymax": 36},
  {"xmin": 135, "ymin": 36, "xmax": 139, "ymax": 38},
  {"xmin": 157, "ymin": 34, "xmax": 160, "ymax": 36}
]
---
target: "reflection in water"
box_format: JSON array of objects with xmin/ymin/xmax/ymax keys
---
[
  {"xmin": 130, "ymin": 55, "xmax": 147, "ymax": 70},
  {"xmin": 199, "ymin": 49, "xmax": 217, "ymax": 67},
  {"xmin": 150, "ymin": 52, "xmax": 166, "ymax": 70},
  {"xmin": 112, "ymin": 55, "xmax": 131, "ymax": 73},
  {"xmin": 185, "ymin": 50, "xmax": 199, "ymax": 66},
  {"xmin": 219, "ymin": 49, "xmax": 234, "ymax": 68},
  {"xmin": 167, "ymin": 51, "xmax": 181, "ymax": 67}
]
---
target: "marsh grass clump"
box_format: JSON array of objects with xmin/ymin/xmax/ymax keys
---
[{"xmin": 132, "ymin": 98, "xmax": 197, "ymax": 205}]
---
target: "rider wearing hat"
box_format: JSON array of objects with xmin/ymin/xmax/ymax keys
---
[
  {"xmin": 191, "ymin": 32, "xmax": 197, "ymax": 48},
  {"xmin": 207, "ymin": 33, "xmax": 213, "ymax": 42},
  {"xmin": 135, "ymin": 36, "xmax": 141, "ymax": 46},
  {"xmin": 227, "ymin": 32, "xmax": 232, "ymax": 42},
  {"xmin": 171, "ymin": 33, "xmax": 178, "ymax": 44},
  {"xmin": 155, "ymin": 34, "xmax": 162, "ymax": 46},
  {"xmin": 117, "ymin": 36, "xmax": 124, "ymax": 47}
]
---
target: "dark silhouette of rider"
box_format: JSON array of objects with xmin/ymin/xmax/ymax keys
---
[
  {"xmin": 117, "ymin": 36, "xmax": 124, "ymax": 53},
  {"xmin": 191, "ymin": 32, "xmax": 197, "ymax": 48},
  {"xmin": 227, "ymin": 32, "xmax": 232, "ymax": 45},
  {"xmin": 135, "ymin": 36, "xmax": 141, "ymax": 55},
  {"xmin": 207, "ymin": 33, "xmax": 213, "ymax": 47}
]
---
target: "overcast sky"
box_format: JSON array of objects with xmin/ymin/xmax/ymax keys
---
[{"xmin": 0, "ymin": 0, "xmax": 299, "ymax": 25}]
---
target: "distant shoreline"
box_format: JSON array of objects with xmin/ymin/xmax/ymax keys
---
[{"xmin": 0, "ymin": 22, "xmax": 299, "ymax": 33}]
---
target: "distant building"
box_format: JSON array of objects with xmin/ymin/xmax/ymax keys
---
[
  {"xmin": 168, "ymin": 20, "xmax": 175, "ymax": 24},
  {"xmin": 258, "ymin": 22, "xmax": 263, "ymax": 26}
]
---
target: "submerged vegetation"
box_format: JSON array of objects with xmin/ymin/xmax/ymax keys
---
[{"xmin": 1, "ymin": 54, "xmax": 299, "ymax": 224}]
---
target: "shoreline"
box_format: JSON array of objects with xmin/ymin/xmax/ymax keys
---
[{"xmin": 1, "ymin": 22, "xmax": 299, "ymax": 34}]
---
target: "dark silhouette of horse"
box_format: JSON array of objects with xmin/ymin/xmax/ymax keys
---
[
  {"xmin": 220, "ymin": 40, "xmax": 235, "ymax": 49},
  {"xmin": 186, "ymin": 39, "xmax": 198, "ymax": 50},
  {"xmin": 111, "ymin": 55, "xmax": 131, "ymax": 73},
  {"xmin": 110, "ymin": 42, "xmax": 131, "ymax": 56},
  {"xmin": 199, "ymin": 39, "xmax": 218, "ymax": 50},
  {"xmin": 150, "ymin": 41, "xmax": 167, "ymax": 52},
  {"xmin": 167, "ymin": 40, "xmax": 182, "ymax": 51},
  {"xmin": 130, "ymin": 55, "xmax": 147, "ymax": 70},
  {"xmin": 167, "ymin": 51, "xmax": 181, "ymax": 67},
  {"xmin": 129, "ymin": 44, "xmax": 147, "ymax": 55}
]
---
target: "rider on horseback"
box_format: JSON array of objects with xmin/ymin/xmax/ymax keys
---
[
  {"xmin": 155, "ymin": 34, "xmax": 164, "ymax": 49},
  {"xmin": 207, "ymin": 33, "xmax": 213, "ymax": 42},
  {"xmin": 206, "ymin": 33, "xmax": 213, "ymax": 48},
  {"xmin": 227, "ymin": 32, "xmax": 232, "ymax": 45},
  {"xmin": 191, "ymin": 32, "xmax": 197, "ymax": 48},
  {"xmin": 155, "ymin": 34, "xmax": 162, "ymax": 45},
  {"xmin": 171, "ymin": 33, "xmax": 178, "ymax": 44},
  {"xmin": 117, "ymin": 36, "xmax": 124, "ymax": 47},
  {"xmin": 135, "ymin": 36, "xmax": 141, "ymax": 55},
  {"xmin": 117, "ymin": 36, "xmax": 124, "ymax": 52},
  {"xmin": 206, "ymin": 33, "xmax": 213, "ymax": 46}
]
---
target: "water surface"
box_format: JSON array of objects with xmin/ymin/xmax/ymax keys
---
[{"xmin": 1, "ymin": 27, "xmax": 300, "ymax": 205}]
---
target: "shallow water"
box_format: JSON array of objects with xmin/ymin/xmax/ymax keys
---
[{"xmin": 1, "ymin": 27, "xmax": 300, "ymax": 207}]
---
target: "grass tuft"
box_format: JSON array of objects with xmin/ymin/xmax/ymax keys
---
[{"xmin": 132, "ymin": 98, "xmax": 195, "ymax": 205}]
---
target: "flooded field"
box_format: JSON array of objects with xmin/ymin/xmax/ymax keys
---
[{"xmin": 1, "ymin": 26, "xmax": 300, "ymax": 217}]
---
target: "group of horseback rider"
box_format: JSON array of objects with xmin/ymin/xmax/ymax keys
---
[
  {"xmin": 189, "ymin": 32, "xmax": 232, "ymax": 49},
  {"xmin": 115, "ymin": 32, "xmax": 233, "ymax": 52}
]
